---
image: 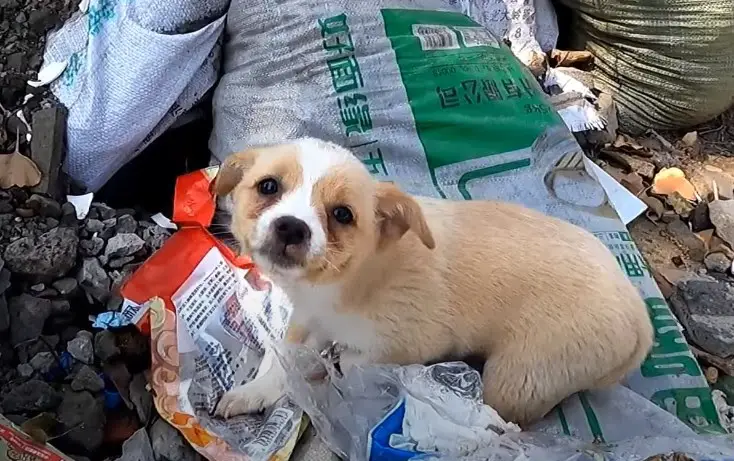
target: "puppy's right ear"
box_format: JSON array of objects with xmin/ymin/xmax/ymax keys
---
[{"xmin": 213, "ymin": 149, "xmax": 258, "ymax": 197}]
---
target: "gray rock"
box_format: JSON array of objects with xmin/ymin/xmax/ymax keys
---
[
  {"xmin": 150, "ymin": 419, "xmax": 201, "ymax": 461},
  {"xmin": 710, "ymin": 200, "xmax": 734, "ymax": 249},
  {"xmin": 60, "ymin": 202, "xmax": 78, "ymax": 226},
  {"xmin": 16, "ymin": 363, "xmax": 35, "ymax": 378},
  {"xmin": 53, "ymin": 277, "xmax": 79, "ymax": 296},
  {"xmin": 117, "ymin": 428, "xmax": 154, "ymax": 461},
  {"xmin": 105, "ymin": 233, "xmax": 145, "ymax": 259},
  {"xmin": 77, "ymin": 258, "xmax": 110, "ymax": 303},
  {"xmin": 30, "ymin": 351, "xmax": 57, "ymax": 374},
  {"xmin": 26, "ymin": 194, "xmax": 62, "ymax": 219},
  {"xmin": 666, "ymin": 219, "xmax": 706, "ymax": 262},
  {"xmin": 57, "ymin": 390, "xmax": 105, "ymax": 452},
  {"xmin": 129, "ymin": 374, "xmax": 153, "ymax": 424},
  {"xmin": 92, "ymin": 203, "xmax": 116, "ymax": 221},
  {"xmin": 669, "ymin": 279, "xmax": 734, "ymax": 358},
  {"xmin": 116, "ymin": 215, "xmax": 137, "ymax": 234},
  {"xmin": 71, "ymin": 365, "xmax": 104, "ymax": 393},
  {"xmin": 85, "ymin": 219, "xmax": 104, "ymax": 233},
  {"xmin": 0, "ymin": 268, "xmax": 10, "ymax": 294},
  {"xmin": 67, "ymin": 332, "xmax": 94, "ymax": 364},
  {"xmin": 1, "ymin": 379, "xmax": 61, "ymax": 413},
  {"xmin": 94, "ymin": 330, "xmax": 120, "ymax": 362},
  {"xmin": 109, "ymin": 256, "xmax": 135, "ymax": 269},
  {"xmin": 8, "ymin": 294, "xmax": 52, "ymax": 345},
  {"xmin": 0, "ymin": 294, "xmax": 8, "ymax": 332},
  {"xmin": 3, "ymin": 226, "xmax": 79, "ymax": 278},
  {"xmin": 705, "ymin": 252, "xmax": 732, "ymax": 274},
  {"xmin": 80, "ymin": 237, "xmax": 104, "ymax": 257},
  {"xmin": 30, "ymin": 283, "xmax": 45, "ymax": 292}
]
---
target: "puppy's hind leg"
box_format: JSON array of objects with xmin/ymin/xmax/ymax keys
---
[{"xmin": 480, "ymin": 347, "xmax": 573, "ymax": 427}]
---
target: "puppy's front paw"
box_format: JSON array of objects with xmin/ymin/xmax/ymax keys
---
[{"xmin": 214, "ymin": 379, "xmax": 283, "ymax": 418}]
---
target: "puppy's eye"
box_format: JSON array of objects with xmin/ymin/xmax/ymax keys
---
[
  {"xmin": 332, "ymin": 206, "xmax": 354, "ymax": 225},
  {"xmin": 257, "ymin": 178, "xmax": 279, "ymax": 196}
]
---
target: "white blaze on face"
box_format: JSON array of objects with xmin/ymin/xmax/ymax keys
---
[{"xmin": 252, "ymin": 139, "xmax": 357, "ymax": 263}]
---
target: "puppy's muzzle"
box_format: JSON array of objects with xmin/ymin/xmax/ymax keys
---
[{"xmin": 263, "ymin": 216, "xmax": 311, "ymax": 267}]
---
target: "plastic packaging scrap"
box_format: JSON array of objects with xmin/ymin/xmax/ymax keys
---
[
  {"xmin": 0, "ymin": 414, "xmax": 74, "ymax": 461},
  {"xmin": 118, "ymin": 168, "xmax": 305, "ymax": 461},
  {"xmin": 39, "ymin": 0, "xmax": 228, "ymax": 191},
  {"xmin": 275, "ymin": 351, "xmax": 734, "ymax": 461}
]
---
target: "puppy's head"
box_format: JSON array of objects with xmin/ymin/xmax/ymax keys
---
[{"xmin": 213, "ymin": 138, "xmax": 435, "ymax": 284}]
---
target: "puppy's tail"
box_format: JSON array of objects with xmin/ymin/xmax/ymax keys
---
[{"xmin": 595, "ymin": 298, "xmax": 654, "ymax": 388}]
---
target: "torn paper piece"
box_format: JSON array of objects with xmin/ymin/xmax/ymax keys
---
[
  {"xmin": 557, "ymin": 100, "xmax": 606, "ymax": 133},
  {"xmin": 151, "ymin": 212, "xmax": 178, "ymax": 231},
  {"xmin": 28, "ymin": 61, "xmax": 68, "ymax": 88},
  {"xmin": 584, "ymin": 157, "xmax": 647, "ymax": 225},
  {"xmin": 545, "ymin": 68, "xmax": 596, "ymax": 100},
  {"xmin": 67, "ymin": 193, "xmax": 94, "ymax": 219}
]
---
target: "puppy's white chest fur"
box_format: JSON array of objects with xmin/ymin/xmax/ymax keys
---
[{"xmin": 285, "ymin": 282, "xmax": 381, "ymax": 354}]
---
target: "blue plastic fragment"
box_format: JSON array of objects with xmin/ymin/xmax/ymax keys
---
[{"xmin": 93, "ymin": 312, "xmax": 132, "ymax": 329}]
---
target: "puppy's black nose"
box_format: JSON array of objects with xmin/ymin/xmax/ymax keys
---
[{"xmin": 273, "ymin": 216, "xmax": 311, "ymax": 246}]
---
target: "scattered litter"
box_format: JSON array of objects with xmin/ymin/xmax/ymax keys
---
[
  {"xmin": 0, "ymin": 414, "xmax": 74, "ymax": 461},
  {"xmin": 712, "ymin": 390, "xmax": 734, "ymax": 433},
  {"xmin": 584, "ymin": 158, "xmax": 647, "ymax": 225},
  {"xmin": 78, "ymin": 0, "xmax": 90, "ymax": 13},
  {"xmin": 14, "ymin": 110, "xmax": 32, "ymax": 143},
  {"xmin": 67, "ymin": 193, "xmax": 94, "ymax": 219},
  {"xmin": 150, "ymin": 213, "xmax": 177, "ymax": 231},
  {"xmin": 556, "ymin": 99, "xmax": 606, "ymax": 133},
  {"xmin": 27, "ymin": 61, "xmax": 68, "ymax": 88},
  {"xmin": 549, "ymin": 49, "xmax": 593, "ymax": 68},
  {"xmin": 92, "ymin": 312, "xmax": 132, "ymax": 329},
  {"xmin": 652, "ymin": 167, "xmax": 698, "ymax": 201},
  {"xmin": 545, "ymin": 67, "xmax": 596, "ymax": 100}
]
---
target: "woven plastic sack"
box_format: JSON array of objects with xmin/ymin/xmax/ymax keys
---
[
  {"xmin": 41, "ymin": 0, "xmax": 227, "ymax": 191},
  {"xmin": 558, "ymin": 0, "xmax": 734, "ymax": 133}
]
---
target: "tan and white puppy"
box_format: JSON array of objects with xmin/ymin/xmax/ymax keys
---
[{"xmin": 212, "ymin": 138, "xmax": 653, "ymax": 426}]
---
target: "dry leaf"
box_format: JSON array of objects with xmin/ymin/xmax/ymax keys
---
[
  {"xmin": 641, "ymin": 194, "xmax": 665, "ymax": 221},
  {"xmin": 667, "ymin": 191, "xmax": 695, "ymax": 218},
  {"xmin": 652, "ymin": 167, "xmax": 697, "ymax": 201},
  {"xmin": 0, "ymin": 152, "xmax": 42, "ymax": 188},
  {"xmin": 20, "ymin": 412, "xmax": 57, "ymax": 445},
  {"xmin": 620, "ymin": 172, "xmax": 645, "ymax": 195},
  {"xmin": 550, "ymin": 49, "xmax": 594, "ymax": 68}
]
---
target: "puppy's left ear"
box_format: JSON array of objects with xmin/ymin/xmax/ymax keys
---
[
  {"xmin": 375, "ymin": 182, "xmax": 435, "ymax": 250},
  {"xmin": 212, "ymin": 149, "xmax": 258, "ymax": 197}
]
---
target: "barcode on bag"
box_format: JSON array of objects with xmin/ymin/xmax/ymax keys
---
[
  {"xmin": 454, "ymin": 26, "xmax": 499, "ymax": 48},
  {"xmin": 412, "ymin": 24, "xmax": 460, "ymax": 51},
  {"xmin": 247, "ymin": 407, "xmax": 294, "ymax": 453}
]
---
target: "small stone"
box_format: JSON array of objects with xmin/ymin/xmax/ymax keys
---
[
  {"xmin": 53, "ymin": 277, "xmax": 79, "ymax": 295},
  {"xmin": 57, "ymin": 391, "xmax": 105, "ymax": 452},
  {"xmin": 28, "ymin": 9, "xmax": 53, "ymax": 33},
  {"xmin": 6, "ymin": 52, "xmax": 26, "ymax": 72},
  {"xmin": 85, "ymin": 219, "xmax": 104, "ymax": 233},
  {"xmin": 118, "ymin": 428, "xmax": 154, "ymax": 461},
  {"xmin": 669, "ymin": 279, "xmax": 734, "ymax": 358},
  {"xmin": 60, "ymin": 202, "xmax": 78, "ymax": 226},
  {"xmin": 3, "ymin": 226, "xmax": 79, "ymax": 278},
  {"xmin": 92, "ymin": 203, "xmax": 116, "ymax": 221},
  {"xmin": 26, "ymin": 194, "xmax": 62, "ymax": 219},
  {"xmin": 705, "ymin": 366, "xmax": 719, "ymax": 384},
  {"xmin": 709, "ymin": 200, "xmax": 734, "ymax": 249},
  {"xmin": 77, "ymin": 258, "xmax": 110, "ymax": 303},
  {"xmin": 30, "ymin": 351, "xmax": 57, "ymax": 374},
  {"xmin": 98, "ymin": 255, "xmax": 109, "ymax": 267},
  {"xmin": 129, "ymin": 373, "xmax": 152, "ymax": 424},
  {"xmin": 7, "ymin": 294, "xmax": 52, "ymax": 345},
  {"xmin": 16, "ymin": 363, "xmax": 34, "ymax": 378},
  {"xmin": 0, "ymin": 269, "xmax": 10, "ymax": 295},
  {"xmin": 116, "ymin": 215, "xmax": 137, "ymax": 234},
  {"xmin": 15, "ymin": 11, "xmax": 26, "ymax": 23},
  {"xmin": 68, "ymin": 332, "xmax": 94, "ymax": 364},
  {"xmin": 0, "ymin": 294, "xmax": 8, "ymax": 332},
  {"xmin": 30, "ymin": 283, "xmax": 45, "ymax": 292},
  {"xmin": 71, "ymin": 365, "xmax": 104, "ymax": 392},
  {"xmin": 46, "ymin": 217, "xmax": 59, "ymax": 228},
  {"xmin": 94, "ymin": 330, "xmax": 120, "ymax": 362},
  {"xmin": 1, "ymin": 380, "xmax": 62, "ymax": 413},
  {"xmin": 109, "ymin": 256, "xmax": 135, "ymax": 269},
  {"xmin": 80, "ymin": 237, "xmax": 105, "ymax": 257},
  {"xmin": 16, "ymin": 208, "xmax": 36, "ymax": 218},
  {"xmin": 705, "ymin": 252, "xmax": 732, "ymax": 274},
  {"xmin": 105, "ymin": 233, "xmax": 145, "ymax": 259},
  {"xmin": 666, "ymin": 219, "xmax": 706, "ymax": 262},
  {"xmin": 150, "ymin": 419, "xmax": 201, "ymax": 461}
]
